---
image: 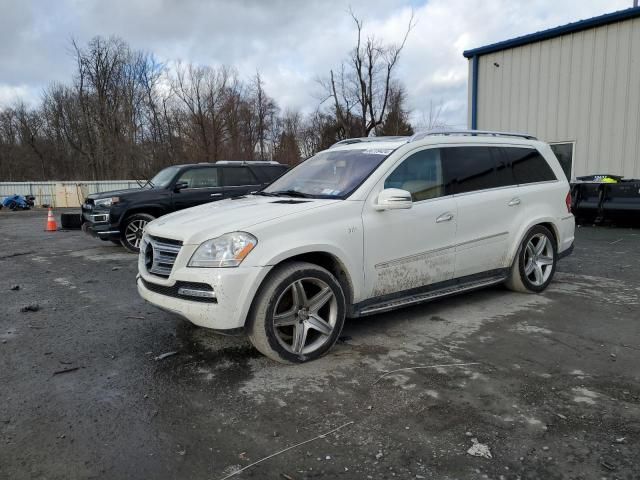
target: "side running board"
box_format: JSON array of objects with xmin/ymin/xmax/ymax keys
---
[{"xmin": 357, "ymin": 274, "xmax": 507, "ymax": 316}]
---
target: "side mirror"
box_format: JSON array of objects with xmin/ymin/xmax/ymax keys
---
[
  {"xmin": 375, "ymin": 188, "xmax": 412, "ymax": 211},
  {"xmin": 174, "ymin": 181, "xmax": 188, "ymax": 192}
]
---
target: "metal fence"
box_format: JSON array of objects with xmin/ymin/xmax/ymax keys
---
[{"xmin": 0, "ymin": 181, "xmax": 141, "ymax": 208}]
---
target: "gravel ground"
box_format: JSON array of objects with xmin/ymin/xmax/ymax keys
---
[{"xmin": 1, "ymin": 209, "xmax": 639, "ymax": 480}]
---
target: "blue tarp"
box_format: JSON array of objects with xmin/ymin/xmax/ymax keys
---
[{"xmin": 1, "ymin": 194, "xmax": 32, "ymax": 210}]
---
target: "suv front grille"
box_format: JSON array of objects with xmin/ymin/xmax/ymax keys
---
[{"xmin": 142, "ymin": 235, "xmax": 183, "ymax": 278}]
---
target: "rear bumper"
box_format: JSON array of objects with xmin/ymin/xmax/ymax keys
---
[{"xmin": 558, "ymin": 241, "xmax": 574, "ymax": 259}]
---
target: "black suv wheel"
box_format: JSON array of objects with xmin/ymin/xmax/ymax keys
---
[{"xmin": 121, "ymin": 213, "xmax": 155, "ymax": 253}]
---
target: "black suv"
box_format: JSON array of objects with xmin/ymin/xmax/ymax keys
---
[{"xmin": 81, "ymin": 161, "xmax": 288, "ymax": 252}]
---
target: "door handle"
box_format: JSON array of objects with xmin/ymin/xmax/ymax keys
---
[
  {"xmin": 210, "ymin": 193, "xmax": 223, "ymax": 197},
  {"xmin": 508, "ymin": 197, "xmax": 521, "ymax": 206},
  {"xmin": 436, "ymin": 212, "xmax": 454, "ymax": 223}
]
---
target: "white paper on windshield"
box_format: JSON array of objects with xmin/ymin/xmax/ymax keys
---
[{"xmin": 362, "ymin": 149, "xmax": 393, "ymax": 155}]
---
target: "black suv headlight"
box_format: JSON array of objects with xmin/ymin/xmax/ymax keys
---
[{"xmin": 94, "ymin": 197, "xmax": 120, "ymax": 208}]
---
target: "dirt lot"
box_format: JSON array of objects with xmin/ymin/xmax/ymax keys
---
[{"xmin": 1, "ymin": 209, "xmax": 639, "ymax": 480}]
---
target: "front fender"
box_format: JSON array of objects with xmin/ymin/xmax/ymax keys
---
[{"xmin": 253, "ymin": 243, "xmax": 363, "ymax": 302}]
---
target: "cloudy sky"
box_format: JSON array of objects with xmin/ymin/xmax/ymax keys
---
[{"xmin": 0, "ymin": 0, "xmax": 632, "ymax": 127}]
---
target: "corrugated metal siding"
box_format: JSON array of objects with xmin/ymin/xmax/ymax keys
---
[
  {"xmin": 472, "ymin": 16, "xmax": 640, "ymax": 179},
  {"xmin": 0, "ymin": 181, "xmax": 141, "ymax": 208}
]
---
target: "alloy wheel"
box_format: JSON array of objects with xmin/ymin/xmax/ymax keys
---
[
  {"xmin": 125, "ymin": 219, "xmax": 148, "ymax": 249},
  {"xmin": 523, "ymin": 233, "xmax": 554, "ymax": 286},
  {"xmin": 272, "ymin": 277, "xmax": 338, "ymax": 355}
]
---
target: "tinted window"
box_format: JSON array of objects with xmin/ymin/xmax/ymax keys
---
[
  {"xmin": 505, "ymin": 148, "xmax": 557, "ymax": 184},
  {"xmin": 442, "ymin": 146, "xmax": 507, "ymax": 194},
  {"xmin": 251, "ymin": 165, "xmax": 288, "ymax": 183},
  {"xmin": 177, "ymin": 167, "xmax": 219, "ymax": 188},
  {"xmin": 222, "ymin": 167, "xmax": 257, "ymax": 186},
  {"xmin": 384, "ymin": 148, "xmax": 444, "ymax": 201},
  {"xmin": 549, "ymin": 143, "xmax": 573, "ymax": 180}
]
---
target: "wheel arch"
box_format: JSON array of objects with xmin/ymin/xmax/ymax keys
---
[
  {"xmin": 121, "ymin": 206, "xmax": 165, "ymax": 221},
  {"xmin": 278, "ymin": 251, "xmax": 355, "ymax": 309},
  {"xmin": 507, "ymin": 217, "xmax": 560, "ymax": 266},
  {"xmin": 245, "ymin": 248, "xmax": 357, "ymax": 329}
]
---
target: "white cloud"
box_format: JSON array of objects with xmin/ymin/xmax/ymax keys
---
[
  {"xmin": 0, "ymin": 84, "xmax": 40, "ymax": 109},
  {"xmin": 0, "ymin": 0, "xmax": 632, "ymax": 127}
]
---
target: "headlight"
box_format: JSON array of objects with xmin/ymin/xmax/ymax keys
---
[
  {"xmin": 94, "ymin": 197, "xmax": 119, "ymax": 208},
  {"xmin": 188, "ymin": 232, "xmax": 257, "ymax": 268}
]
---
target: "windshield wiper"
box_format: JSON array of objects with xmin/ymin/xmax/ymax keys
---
[
  {"xmin": 270, "ymin": 190, "xmax": 314, "ymax": 198},
  {"xmin": 252, "ymin": 191, "xmax": 278, "ymax": 197}
]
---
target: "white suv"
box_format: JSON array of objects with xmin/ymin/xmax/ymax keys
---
[{"xmin": 137, "ymin": 131, "xmax": 575, "ymax": 363}]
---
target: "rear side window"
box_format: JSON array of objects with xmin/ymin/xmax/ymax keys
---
[
  {"xmin": 504, "ymin": 148, "xmax": 557, "ymax": 184},
  {"xmin": 384, "ymin": 148, "xmax": 444, "ymax": 201},
  {"xmin": 442, "ymin": 146, "xmax": 509, "ymax": 194},
  {"xmin": 251, "ymin": 165, "xmax": 288, "ymax": 183},
  {"xmin": 222, "ymin": 167, "xmax": 257, "ymax": 186}
]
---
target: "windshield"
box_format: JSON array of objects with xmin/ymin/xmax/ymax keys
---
[
  {"xmin": 263, "ymin": 148, "xmax": 393, "ymax": 198},
  {"xmin": 149, "ymin": 166, "xmax": 181, "ymax": 188}
]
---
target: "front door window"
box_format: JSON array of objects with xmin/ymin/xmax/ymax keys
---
[{"xmin": 176, "ymin": 167, "xmax": 219, "ymax": 188}]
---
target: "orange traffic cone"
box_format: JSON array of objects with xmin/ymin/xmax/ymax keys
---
[{"xmin": 45, "ymin": 208, "xmax": 58, "ymax": 232}]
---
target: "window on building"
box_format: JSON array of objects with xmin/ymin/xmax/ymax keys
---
[
  {"xmin": 442, "ymin": 146, "xmax": 507, "ymax": 194},
  {"xmin": 504, "ymin": 147, "xmax": 557, "ymax": 184},
  {"xmin": 549, "ymin": 142, "xmax": 574, "ymax": 180},
  {"xmin": 384, "ymin": 148, "xmax": 445, "ymax": 201}
]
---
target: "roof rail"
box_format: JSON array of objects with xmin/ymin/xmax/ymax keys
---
[
  {"xmin": 329, "ymin": 136, "xmax": 409, "ymax": 148},
  {"xmin": 215, "ymin": 160, "xmax": 281, "ymax": 165},
  {"xmin": 410, "ymin": 129, "xmax": 537, "ymax": 141}
]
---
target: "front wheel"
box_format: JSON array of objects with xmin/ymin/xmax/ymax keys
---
[
  {"xmin": 120, "ymin": 213, "xmax": 155, "ymax": 253},
  {"xmin": 247, "ymin": 262, "xmax": 346, "ymax": 363},
  {"xmin": 505, "ymin": 225, "xmax": 557, "ymax": 293}
]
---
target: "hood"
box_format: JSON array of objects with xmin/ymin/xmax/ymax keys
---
[
  {"xmin": 146, "ymin": 195, "xmax": 339, "ymax": 245},
  {"xmin": 87, "ymin": 187, "xmax": 149, "ymax": 200}
]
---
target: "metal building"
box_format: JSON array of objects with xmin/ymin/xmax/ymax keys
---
[{"xmin": 463, "ymin": 7, "xmax": 640, "ymax": 180}]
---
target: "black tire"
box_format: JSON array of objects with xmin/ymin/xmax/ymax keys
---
[
  {"xmin": 247, "ymin": 261, "xmax": 346, "ymax": 364},
  {"xmin": 120, "ymin": 213, "xmax": 155, "ymax": 253},
  {"xmin": 60, "ymin": 213, "xmax": 83, "ymax": 229},
  {"xmin": 505, "ymin": 225, "xmax": 557, "ymax": 293}
]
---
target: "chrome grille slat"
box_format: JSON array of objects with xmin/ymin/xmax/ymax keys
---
[
  {"xmin": 141, "ymin": 235, "xmax": 183, "ymax": 278},
  {"xmin": 154, "ymin": 252, "xmax": 178, "ymax": 263},
  {"xmin": 149, "ymin": 264, "xmax": 173, "ymax": 276}
]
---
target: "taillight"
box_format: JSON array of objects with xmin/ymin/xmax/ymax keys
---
[{"xmin": 565, "ymin": 191, "xmax": 572, "ymax": 213}]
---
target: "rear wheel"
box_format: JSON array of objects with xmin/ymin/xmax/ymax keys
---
[
  {"xmin": 120, "ymin": 213, "xmax": 155, "ymax": 253},
  {"xmin": 247, "ymin": 262, "xmax": 346, "ymax": 363},
  {"xmin": 505, "ymin": 225, "xmax": 557, "ymax": 293}
]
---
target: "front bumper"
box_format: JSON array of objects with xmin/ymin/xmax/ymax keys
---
[
  {"xmin": 81, "ymin": 209, "xmax": 121, "ymax": 241},
  {"xmin": 137, "ymin": 263, "xmax": 271, "ymax": 330}
]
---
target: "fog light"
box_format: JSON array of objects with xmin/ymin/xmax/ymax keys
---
[{"xmin": 177, "ymin": 287, "xmax": 216, "ymax": 299}]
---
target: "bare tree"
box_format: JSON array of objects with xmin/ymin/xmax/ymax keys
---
[
  {"xmin": 414, "ymin": 100, "xmax": 449, "ymax": 131},
  {"xmin": 14, "ymin": 102, "xmax": 47, "ymax": 179},
  {"xmin": 322, "ymin": 9, "xmax": 415, "ymax": 138}
]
